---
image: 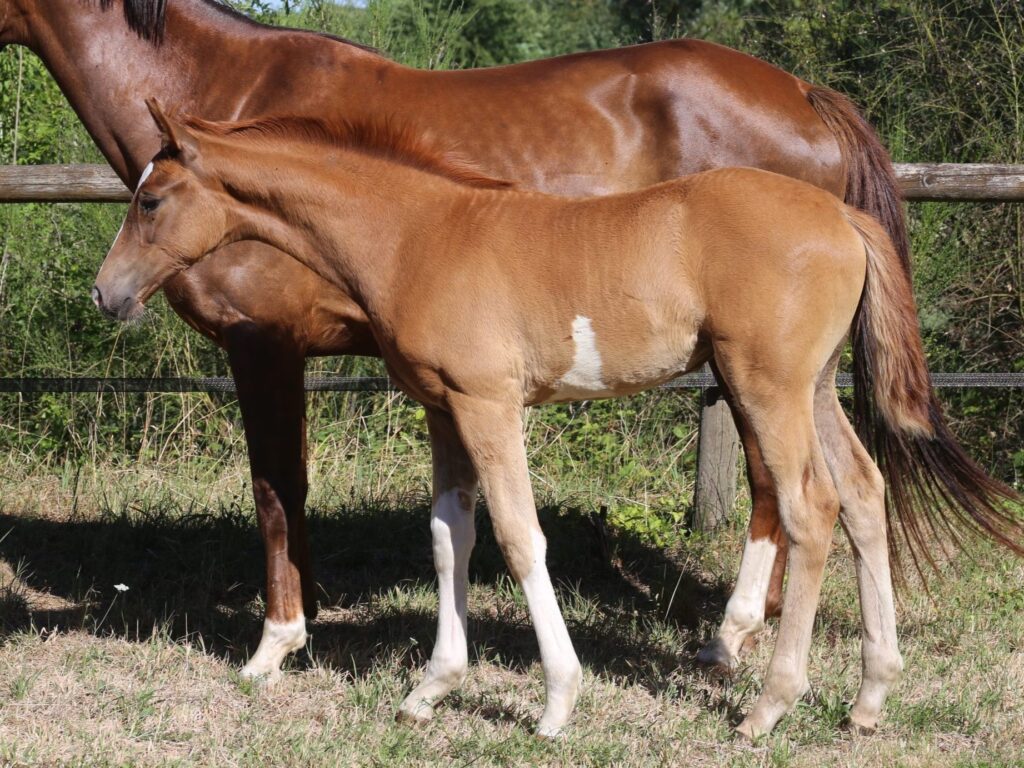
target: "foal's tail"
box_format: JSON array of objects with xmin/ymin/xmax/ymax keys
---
[{"xmin": 844, "ymin": 208, "xmax": 1024, "ymax": 577}]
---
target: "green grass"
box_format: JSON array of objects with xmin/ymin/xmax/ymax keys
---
[{"xmin": 1, "ymin": 457, "xmax": 1022, "ymax": 767}]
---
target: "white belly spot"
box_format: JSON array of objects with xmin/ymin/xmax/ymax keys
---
[{"xmin": 557, "ymin": 316, "xmax": 607, "ymax": 395}]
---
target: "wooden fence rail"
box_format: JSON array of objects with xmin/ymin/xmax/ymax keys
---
[
  {"xmin": 4, "ymin": 163, "xmax": 1024, "ymax": 203},
  {"xmin": 2, "ymin": 162, "xmax": 1023, "ymax": 531}
]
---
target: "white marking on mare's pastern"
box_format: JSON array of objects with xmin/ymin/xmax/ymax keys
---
[
  {"xmin": 558, "ymin": 316, "xmax": 606, "ymax": 394},
  {"xmin": 240, "ymin": 616, "xmax": 307, "ymax": 682}
]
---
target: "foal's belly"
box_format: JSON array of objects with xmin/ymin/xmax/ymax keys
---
[{"xmin": 526, "ymin": 308, "xmax": 703, "ymax": 406}]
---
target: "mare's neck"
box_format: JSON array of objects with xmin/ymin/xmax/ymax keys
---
[
  {"xmin": 11, "ymin": 0, "xmax": 376, "ymax": 185},
  {"xmin": 215, "ymin": 144, "xmax": 460, "ymax": 316}
]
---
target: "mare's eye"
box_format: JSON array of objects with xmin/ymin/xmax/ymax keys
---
[{"xmin": 139, "ymin": 195, "xmax": 161, "ymax": 214}]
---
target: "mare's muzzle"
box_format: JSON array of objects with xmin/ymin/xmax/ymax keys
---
[{"xmin": 92, "ymin": 283, "xmax": 142, "ymax": 322}]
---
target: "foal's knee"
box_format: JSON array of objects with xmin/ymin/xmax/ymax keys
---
[{"xmin": 431, "ymin": 488, "xmax": 476, "ymax": 572}]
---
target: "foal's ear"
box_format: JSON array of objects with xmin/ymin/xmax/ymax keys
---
[{"xmin": 145, "ymin": 97, "xmax": 197, "ymax": 160}]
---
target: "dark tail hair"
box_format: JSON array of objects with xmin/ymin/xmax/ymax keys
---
[
  {"xmin": 805, "ymin": 86, "xmax": 911, "ymax": 276},
  {"xmin": 843, "ymin": 207, "xmax": 1024, "ymax": 578}
]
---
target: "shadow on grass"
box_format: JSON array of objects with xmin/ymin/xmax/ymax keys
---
[{"xmin": 0, "ymin": 496, "xmax": 732, "ymax": 695}]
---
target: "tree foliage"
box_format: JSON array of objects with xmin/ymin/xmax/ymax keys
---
[{"xmin": 0, "ymin": 0, "xmax": 1020, "ymax": 483}]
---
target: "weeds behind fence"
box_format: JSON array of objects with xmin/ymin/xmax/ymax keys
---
[{"xmin": 0, "ymin": 0, "xmax": 1020, "ymax": 489}]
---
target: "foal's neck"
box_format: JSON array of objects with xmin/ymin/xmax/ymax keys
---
[{"xmin": 213, "ymin": 143, "xmax": 462, "ymax": 315}]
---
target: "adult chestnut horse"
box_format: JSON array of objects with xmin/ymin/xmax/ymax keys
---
[
  {"xmin": 93, "ymin": 105, "xmax": 1022, "ymax": 737},
  {"xmin": 1, "ymin": 0, "xmax": 909, "ymax": 681}
]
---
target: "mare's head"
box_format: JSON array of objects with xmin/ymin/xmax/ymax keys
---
[{"xmin": 93, "ymin": 98, "xmax": 232, "ymax": 321}]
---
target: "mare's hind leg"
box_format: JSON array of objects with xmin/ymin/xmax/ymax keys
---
[
  {"xmin": 448, "ymin": 394, "xmax": 581, "ymax": 737},
  {"xmin": 399, "ymin": 409, "xmax": 478, "ymax": 723},
  {"xmin": 814, "ymin": 379, "xmax": 902, "ymax": 732},
  {"xmin": 697, "ymin": 398, "xmax": 788, "ymax": 671},
  {"xmin": 723, "ymin": 375, "xmax": 840, "ymax": 738}
]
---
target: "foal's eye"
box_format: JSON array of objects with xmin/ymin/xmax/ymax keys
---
[{"xmin": 139, "ymin": 195, "xmax": 161, "ymax": 214}]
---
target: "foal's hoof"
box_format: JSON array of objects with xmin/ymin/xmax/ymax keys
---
[
  {"xmin": 695, "ymin": 638, "xmax": 736, "ymax": 676},
  {"xmin": 734, "ymin": 717, "xmax": 767, "ymax": 743},
  {"xmin": 239, "ymin": 665, "xmax": 284, "ymax": 687},
  {"xmin": 396, "ymin": 698, "xmax": 436, "ymax": 725},
  {"xmin": 734, "ymin": 721, "xmax": 756, "ymax": 744},
  {"xmin": 535, "ymin": 722, "xmax": 567, "ymax": 740},
  {"xmin": 844, "ymin": 715, "xmax": 878, "ymax": 736}
]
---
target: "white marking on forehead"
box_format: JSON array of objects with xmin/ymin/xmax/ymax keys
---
[
  {"xmin": 136, "ymin": 162, "xmax": 154, "ymax": 191},
  {"xmin": 558, "ymin": 315, "xmax": 606, "ymax": 392},
  {"xmin": 105, "ymin": 219, "xmax": 127, "ymax": 261}
]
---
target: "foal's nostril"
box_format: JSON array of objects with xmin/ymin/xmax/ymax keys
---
[{"xmin": 91, "ymin": 285, "xmax": 102, "ymax": 309}]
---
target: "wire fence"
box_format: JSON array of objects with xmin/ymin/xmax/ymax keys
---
[
  {"xmin": 1, "ymin": 372, "xmax": 1022, "ymax": 394},
  {"xmin": 2, "ymin": 162, "xmax": 1022, "ymax": 527}
]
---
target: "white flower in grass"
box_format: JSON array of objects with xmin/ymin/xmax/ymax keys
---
[{"xmin": 114, "ymin": 584, "xmax": 129, "ymax": 593}]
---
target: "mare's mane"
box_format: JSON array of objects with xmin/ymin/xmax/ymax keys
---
[
  {"xmin": 98, "ymin": 0, "xmax": 380, "ymax": 53},
  {"xmin": 184, "ymin": 114, "xmax": 514, "ymax": 190}
]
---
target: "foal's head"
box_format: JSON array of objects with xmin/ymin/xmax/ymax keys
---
[
  {"xmin": 94, "ymin": 97, "xmax": 512, "ymax": 321},
  {"xmin": 93, "ymin": 99, "xmax": 235, "ymax": 321}
]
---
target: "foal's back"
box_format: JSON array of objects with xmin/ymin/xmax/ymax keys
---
[{"xmin": 381, "ymin": 165, "xmax": 868, "ymax": 406}]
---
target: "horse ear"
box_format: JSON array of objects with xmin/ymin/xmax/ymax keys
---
[{"xmin": 145, "ymin": 97, "xmax": 197, "ymax": 159}]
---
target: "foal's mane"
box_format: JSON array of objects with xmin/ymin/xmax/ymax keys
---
[
  {"xmin": 98, "ymin": 0, "xmax": 381, "ymax": 54},
  {"xmin": 184, "ymin": 115, "xmax": 515, "ymax": 190}
]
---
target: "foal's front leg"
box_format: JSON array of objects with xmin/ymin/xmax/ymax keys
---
[
  {"xmin": 449, "ymin": 395, "xmax": 582, "ymax": 737},
  {"xmin": 399, "ymin": 410, "xmax": 478, "ymax": 723}
]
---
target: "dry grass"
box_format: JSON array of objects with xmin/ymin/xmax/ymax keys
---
[{"xmin": 1, "ymin": 458, "xmax": 1023, "ymax": 768}]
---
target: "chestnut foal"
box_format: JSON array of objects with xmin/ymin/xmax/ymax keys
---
[{"xmin": 94, "ymin": 104, "xmax": 1022, "ymax": 738}]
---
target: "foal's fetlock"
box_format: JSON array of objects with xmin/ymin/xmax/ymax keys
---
[
  {"xmin": 846, "ymin": 646, "xmax": 902, "ymax": 733},
  {"xmin": 737, "ymin": 675, "xmax": 809, "ymax": 739},
  {"xmin": 537, "ymin": 661, "xmax": 583, "ymax": 739},
  {"xmin": 398, "ymin": 659, "xmax": 467, "ymax": 724}
]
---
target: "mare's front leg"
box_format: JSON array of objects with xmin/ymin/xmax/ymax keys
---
[
  {"xmin": 697, "ymin": 398, "xmax": 788, "ymax": 671},
  {"xmin": 228, "ymin": 333, "xmax": 313, "ymax": 681},
  {"xmin": 448, "ymin": 395, "xmax": 582, "ymax": 737},
  {"xmin": 398, "ymin": 409, "xmax": 478, "ymax": 722}
]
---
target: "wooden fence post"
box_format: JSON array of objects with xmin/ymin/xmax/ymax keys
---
[{"xmin": 692, "ymin": 372, "xmax": 740, "ymax": 532}]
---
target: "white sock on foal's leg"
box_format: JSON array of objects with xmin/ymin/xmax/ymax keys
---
[
  {"xmin": 399, "ymin": 486, "xmax": 476, "ymax": 722},
  {"xmin": 521, "ymin": 528, "xmax": 582, "ymax": 738},
  {"xmin": 241, "ymin": 615, "xmax": 307, "ymax": 682},
  {"xmin": 698, "ymin": 533, "xmax": 777, "ymax": 669}
]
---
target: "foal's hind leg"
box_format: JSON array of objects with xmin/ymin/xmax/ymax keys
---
[
  {"xmin": 448, "ymin": 394, "xmax": 582, "ymax": 737},
  {"xmin": 726, "ymin": 381, "xmax": 841, "ymax": 738},
  {"xmin": 698, "ymin": 399, "xmax": 788, "ymax": 671},
  {"xmin": 399, "ymin": 409, "xmax": 478, "ymax": 723},
  {"xmin": 814, "ymin": 382, "xmax": 902, "ymax": 732}
]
